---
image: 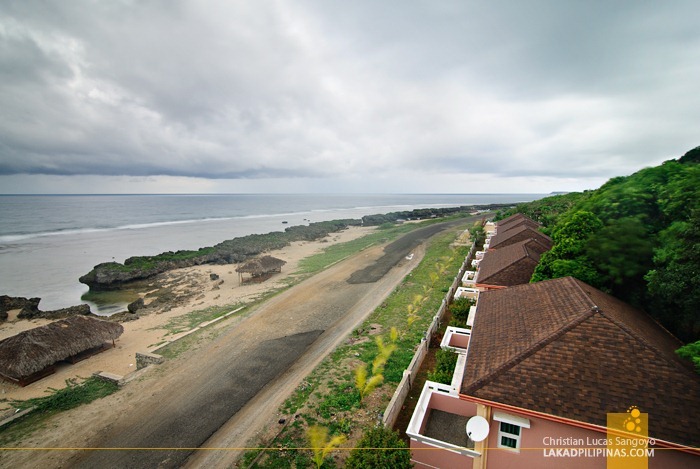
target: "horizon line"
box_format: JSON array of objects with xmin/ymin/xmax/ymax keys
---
[{"xmin": 0, "ymin": 191, "xmax": 559, "ymax": 196}]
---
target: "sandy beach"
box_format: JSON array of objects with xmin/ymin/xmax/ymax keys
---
[{"xmin": 0, "ymin": 225, "xmax": 376, "ymax": 405}]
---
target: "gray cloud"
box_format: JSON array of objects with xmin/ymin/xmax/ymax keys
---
[{"xmin": 0, "ymin": 0, "xmax": 698, "ymax": 192}]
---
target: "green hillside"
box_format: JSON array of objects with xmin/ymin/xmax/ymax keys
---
[{"xmin": 496, "ymin": 146, "xmax": 700, "ymax": 344}]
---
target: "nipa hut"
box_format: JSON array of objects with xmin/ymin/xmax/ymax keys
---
[
  {"xmin": 0, "ymin": 316, "xmax": 124, "ymax": 386},
  {"xmin": 236, "ymin": 255, "xmax": 287, "ymax": 284}
]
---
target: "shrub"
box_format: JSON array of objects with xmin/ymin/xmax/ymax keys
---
[
  {"xmin": 449, "ymin": 297, "xmax": 474, "ymax": 322},
  {"xmin": 427, "ymin": 349, "xmax": 458, "ymax": 385},
  {"xmin": 345, "ymin": 426, "xmax": 412, "ymax": 469}
]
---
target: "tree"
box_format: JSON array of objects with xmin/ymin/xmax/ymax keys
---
[
  {"xmin": 531, "ymin": 211, "xmax": 603, "ymax": 284},
  {"xmin": 586, "ymin": 217, "xmax": 654, "ymax": 301},
  {"xmin": 345, "ymin": 426, "xmax": 412, "ymax": 469},
  {"xmin": 645, "ymin": 211, "xmax": 700, "ymax": 341},
  {"xmin": 676, "ymin": 340, "xmax": 700, "ymax": 374}
]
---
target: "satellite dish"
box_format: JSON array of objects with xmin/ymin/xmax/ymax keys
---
[{"xmin": 466, "ymin": 416, "xmax": 490, "ymax": 442}]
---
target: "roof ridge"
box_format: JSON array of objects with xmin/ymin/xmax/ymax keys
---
[
  {"xmin": 595, "ymin": 309, "xmax": 694, "ymax": 375},
  {"xmin": 521, "ymin": 238, "xmax": 543, "ymax": 260},
  {"xmin": 463, "ymin": 302, "xmax": 597, "ymax": 394},
  {"xmin": 567, "ymin": 277, "xmax": 695, "ymax": 375}
]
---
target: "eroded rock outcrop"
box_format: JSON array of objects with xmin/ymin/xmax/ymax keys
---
[
  {"xmin": 0, "ymin": 295, "xmax": 41, "ymax": 321},
  {"xmin": 127, "ymin": 297, "xmax": 145, "ymax": 314},
  {"xmin": 0, "ymin": 295, "xmax": 94, "ymax": 321},
  {"xmin": 18, "ymin": 303, "xmax": 93, "ymax": 320}
]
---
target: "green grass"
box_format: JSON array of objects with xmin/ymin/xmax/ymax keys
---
[
  {"xmin": 296, "ymin": 224, "xmax": 418, "ymax": 275},
  {"xmin": 156, "ymin": 303, "xmax": 247, "ymax": 335},
  {"xmin": 243, "ymin": 219, "xmax": 473, "ymax": 467},
  {"xmin": 0, "ymin": 376, "xmax": 119, "ymax": 446},
  {"xmin": 296, "ymin": 216, "xmax": 467, "ymax": 277}
]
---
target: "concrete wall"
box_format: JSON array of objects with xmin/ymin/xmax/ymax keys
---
[
  {"xmin": 135, "ymin": 352, "xmax": 164, "ymax": 370},
  {"xmin": 411, "ymin": 439, "xmax": 475, "ymax": 469},
  {"xmin": 447, "ymin": 330, "xmax": 470, "ymax": 349}
]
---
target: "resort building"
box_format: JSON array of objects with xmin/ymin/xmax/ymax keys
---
[
  {"xmin": 407, "ymin": 277, "xmax": 700, "ymax": 469},
  {"xmin": 473, "ymin": 238, "xmax": 549, "ymax": 290},
  {"xmin": 486, "ymin": 214, "xmax": 552, "ymax": 251}
]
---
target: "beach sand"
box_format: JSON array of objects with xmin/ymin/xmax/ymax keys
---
[{"xmin": 0, "ymin": 226, "xmax": 375, "ymax": 405}]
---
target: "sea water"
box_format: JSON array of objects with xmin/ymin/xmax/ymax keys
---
[{"xmin": 0, "ymin": 194, "xmax": 543, "ymax": 313}]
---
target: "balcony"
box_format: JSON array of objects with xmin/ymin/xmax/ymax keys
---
[
  {"xmin": 455, "ymin": 287, "xmax": 479, "ymax": 301},
  {"xmin": 408, "ymin": 381, "xmax": 481, "ymax": 469},
  {"xmin": 461, "ymin": 270, "xmax": 477, "ymax": 287},
  {"xmin": 441, "ymin": 326, "xmax": 470, "ymax": 353}
]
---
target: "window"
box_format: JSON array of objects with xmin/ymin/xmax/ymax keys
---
[
  {"xmin": 498, "ymin": 422, "xmax": 521, "ymax": 450},
  {"xmin": 493, "ymin": 411, "xmax": 530, "ymax": 452}
]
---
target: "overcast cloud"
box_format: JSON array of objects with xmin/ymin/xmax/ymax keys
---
[{"xmin": 1, "ymin": 0, "xmax": 698, "ymax": 193}]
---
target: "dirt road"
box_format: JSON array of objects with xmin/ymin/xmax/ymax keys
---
[{"xmin": 0, "ymin": 221, "xmax": 464, "ymax": 469}]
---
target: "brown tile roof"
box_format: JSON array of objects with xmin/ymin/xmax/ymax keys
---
[
  {"xmin": 489, "ymin": 224, "xmax": 552, "ymax": 250},
  {"xmin": 498, "ymin": 218, "xmax": 541, "ymax": 234},
  {"xmin": 475, "ymin": 239, "xmax": 549, "ymax": 287},
  {"xmin": 497, "ymin": 213, "xmax": 541, "ymax": 232},
  {"xmin": 496, "ymin": 213, "xmax": 534, "ymax": 228},
  {"xmin": 461, "ymin": 277, "xmax": 700, "ymax": 448}
]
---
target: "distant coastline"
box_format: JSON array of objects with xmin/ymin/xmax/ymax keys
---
[{"xmin": 0, "ymin": 194, "xmax": 545, "ymax": 312}]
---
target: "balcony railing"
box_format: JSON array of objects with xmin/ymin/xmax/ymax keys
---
[{"xmin": 407, "ymin": 381, "xmax": 482, "ymax": 459}]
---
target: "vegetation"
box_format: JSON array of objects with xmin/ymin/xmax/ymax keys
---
[
  {"xmin": 468, "ymin": 221, "xmax": 486, "ymax": 247},
  {"xmin": 241, "ymin": 222, "xmax": 472, "ymax": 467},
  {"xmin": 676, "ymin": 340, "xmax": 700, "ymax": 374},
  {"xmin": 308, "ymin": 425, "xmax": 347, "ymax": 469},
  {"xmin": 427, "ymin": 349, "xmax": 459, "ymax": 385},
  {"xmin": 500, "ymin": 146, "xmax": 700, "ymax": 343},
  {"xmin": 355, "ymin": 329, "xmax": 398, "ymax": 405},
  {"xmin": 493, "ymin": 191, "xmax": 589, "ymax": 232},
  {"xmin": 157, "ymin": 303, "xmax": 246, "ymax": 335},
  {"xmin": 345, "ymin": 426, "xmax": 412, "ymax": 469},
  {"xmin": 12, "ymin": 376, "xmax": 118, "ymax": 413},
  {"xmin": 1, "ymin": 377, "xmax": 119, "ymax": 446},
  {"xmin": 449, "ymin": 297, "xmax": 474, "ymax": 325}
]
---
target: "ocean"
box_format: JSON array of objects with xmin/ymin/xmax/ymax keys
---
[{"xmin": 0, "ymin": 194, "xmax": 544, "ymax": 314}]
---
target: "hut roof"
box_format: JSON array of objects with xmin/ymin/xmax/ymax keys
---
[
  {"xmin": 235, "ymin": 255, "xmax": 287, "ymax": 275},
  {"xmin": 0, "ymin": 316, "xmax": 124, "ymax": 380}
]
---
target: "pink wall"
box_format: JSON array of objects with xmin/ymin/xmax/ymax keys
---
[
  {"xmin": 486, "ymin": 415, "xmax": 605, "ymax": 469},
  {"xmin": 411, "ymin": 439, "xmax": 475, "ymax": 469},
  {"xmin": 448, "ymin": 332, "xmax": 470, "ymax": 349},
  {"xmin": 430, "ymin": 392, "xmax": 477, "ymax": 415},
  {"xmin": 650, "ymin": 447, "xmax": 700, "ymax": 468},
  {"xmin": 484, "ymin": 411, "xmax": 700, "ymax": 469},
  {"xmin": 417, "ymin": 392, "xmax": 476, "ymax": 434}
]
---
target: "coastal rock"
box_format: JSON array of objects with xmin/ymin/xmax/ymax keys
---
[
  {"xmin": 0, "ymin": 295, "xmax": 41, "ymax": 320},
  {"xmin": 128, "ymin": 298, "xmax": 145, "ymax": 314},
  {"xmin": 108, "ymin": 311, "xmax": 140, "ymax": 322},
  {"xmin": 77, "ymin": 220, "xmax": 360, "ymax": 290},
  {"xmin": 210, "ymin": 273, "xmax": 219, "ymax": 281},
  {"xmin": 18, "ymin": 303, "xmax": 93, "ymax": 320}
]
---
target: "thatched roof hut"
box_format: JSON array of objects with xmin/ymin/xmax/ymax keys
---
[
  {"xmin": 0, "ymin": 316, "xmax": 124, "ymax": 386},
  {"xmin": 236, "ymin": 255, "xmax": 287, "ymax": 283}
]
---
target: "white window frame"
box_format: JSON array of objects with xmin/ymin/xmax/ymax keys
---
[{"xmin": 493, "ymin": 411, "xmax": 530, "ymax": 452}]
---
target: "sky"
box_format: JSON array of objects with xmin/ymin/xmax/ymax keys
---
[{"xmin": 1, "ymin": 0, "xmax": 698, "ymax": 194}]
